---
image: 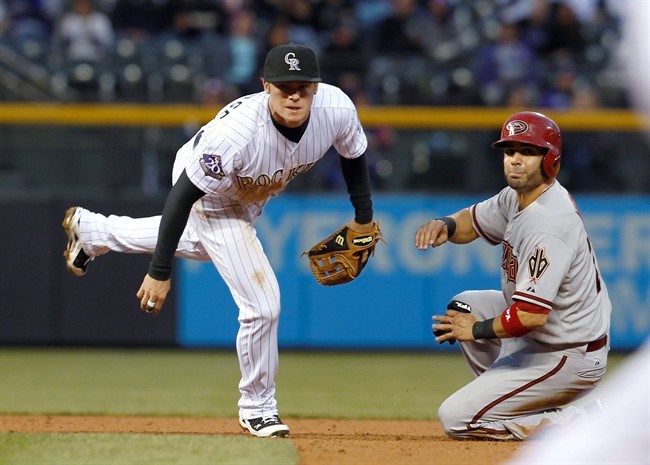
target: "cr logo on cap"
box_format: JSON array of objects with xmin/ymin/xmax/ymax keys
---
[{"xmin": 284, "ymin": 52, "xmax": 301, "ymax": 71}]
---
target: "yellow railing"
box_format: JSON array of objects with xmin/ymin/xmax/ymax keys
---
[{"xmin": 0, "ymin": 104, "xmax": 647, "ymax": 130}]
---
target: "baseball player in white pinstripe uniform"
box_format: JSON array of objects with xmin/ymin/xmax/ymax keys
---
[
  {"xmin": 415, "ymin": 111, "xmax": 611, "ymax": 440},
  {"xmin": 62, "ymin": 44, "xmax": 375, "ymax": 437}
]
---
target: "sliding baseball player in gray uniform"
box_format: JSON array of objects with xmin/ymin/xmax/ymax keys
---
[
  {"xmin": 415, "ymin": 111, "xmax": 611, "ymax": 440},
  {"xmin": 62, "ymin": 44, "xmax": 375, "ymax": 437}
]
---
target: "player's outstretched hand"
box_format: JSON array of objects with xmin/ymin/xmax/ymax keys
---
[
  {"xmin": 415, "ymin": 220, "xmax": 448, "ymax": 250},
  {"xmin": 136, "ymin": 274, "xmax": 171, "ymax": 315},
  {"xmin": 432, "ymin": 310, "xmax": 477, "ymax": 343}
]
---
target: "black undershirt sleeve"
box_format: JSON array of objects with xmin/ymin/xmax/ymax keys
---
[
  {"xmin": 340, "ymin": 153, "xmax": 373, "ymax": 224},
  {"xmin": 148, "ymin": 170, "xmax": 205, "ymax": 280}
]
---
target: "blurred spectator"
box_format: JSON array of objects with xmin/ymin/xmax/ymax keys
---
[
  {"xmin": 170, "ymin": 0, "xmax": 226, "ymax": 40},
  {"xmin": 320, "ymin": 9, "xmax": 365, "ymax": 95},
  {"xmin": 223, "ymin": 8, "xmax": 259, "ymax": 95},
  {"xmin": 472, "ymin": 21, "xmax": 537, "ymax": 106},
  {"xmin": 354, "ymin": 0, "xmax": 392, "ymax": 28},
  {"xmin": 370, "ymin": 0, "xmax": 428, "ymax": 57},
  {"xmin": 0, "ymin": 3, "xmax": 7, "ymax": 36},
  {"xmin": 414, "ymin": 0, "xmax": 465, "ymax": 64},
  {"xmin": 581, "ymin": 0, "xmax": 620, "ymax": 45},
  {"xmin": 561, "ymin": 0, "xmax": 600, "ymax": 23},
  {"xmin": 538, "ymin": 58, "xmax": 577, "ymax": 109},
  {"xmin": 365, "ymin": 0, "xmax": 434, "ymax": 105},
  {"xmin": 516, "ymin": 0, "xmax": 552, "ymax": 54},
  {"xmin": 0, "ymin": 0, "xmax": 631, "ymax": 117},
  {"xmin": 503, "ymin": 84, "xmax": 538, "ymax": 108},
  {"xmin": 50, "ymin": 0, "xmax": 115, "ymax": 100},
  {"xmin": 314, "ymin": 0, "xmax": 355, "ymax": 33},
  {"xmin": 264, "ymin": 17, "xmax": 291, "ymax": 49},
  {"xmin": 273, "ymin": 0, "xmax": 319, "ymax": 49},
  {"xmin": 52, "ymin": 0, "xmax": 115, "ymax": 63},
  {"xmin": 110, "ymin": 0, "xmax": 174, "ymax": 43},
  {"xmin": 570, "ymin": 83, "xmax": 599, "ymax": 110},
  {"xmin": 540, "ymin": 2, "xmax": 586, "ymax": 61},
  {"xmin": 2, "ymin": 0, "xmax": 61, "ymax": 41}
]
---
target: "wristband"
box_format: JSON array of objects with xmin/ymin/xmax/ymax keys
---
[
  {"xmin": 148, "ymin": 262, "xmax": 171, "ymax": 281},
  {"xmin": 436, "ymin": 216, "xmax": 457, "ymax": 238},
  {"xmin": 472, "ymin": 318, "xmax": 497, "ymax": 340},
  {"xmin": 501, "ymin": 303, "xmax": 533, "ymax": 337}
]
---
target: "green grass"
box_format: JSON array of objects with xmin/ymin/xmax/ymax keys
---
[
  {"xmin": 0, "ymin": 432, "xmax": 297, "ymax": 465},
  {"xmin": 0, "ymin": 348, "xmax": 242, "ymax": 416},
  {"xmin": 0, "ymin": 348, "xmax": 631, "ymax": 465},
  {"xmin": 0, "ymin": 348, "xmax": 473, "ymax": 419},
  {"xmin": 278, "ymin": 351, "xmax": 473, "ymax": 419}
]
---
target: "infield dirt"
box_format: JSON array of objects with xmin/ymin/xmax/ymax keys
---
[{"xmin": 2, "ymin": 415, "xmax": 522, "ymax": 465}]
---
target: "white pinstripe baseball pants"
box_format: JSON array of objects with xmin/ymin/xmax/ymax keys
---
[{"xmin": 78, "ymin": 207, "xmax": 282, "ymax": 419}]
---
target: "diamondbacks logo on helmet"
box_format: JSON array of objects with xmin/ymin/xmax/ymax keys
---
[
  {"xmin": 284, "ymin": 53, "xmax": 300, "ymax": 71},
  {"xmin": 506, "ymin": 120, "xmax": 528, "ymax": 136}
]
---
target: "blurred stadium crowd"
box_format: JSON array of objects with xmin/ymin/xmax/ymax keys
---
[
  {"xmin": 0, "ymin": 0, "xmax": 629, "ymax": 107},
  {"xmin": 1, "ymin": 0, "xmax": 647, "ymax": 195}
]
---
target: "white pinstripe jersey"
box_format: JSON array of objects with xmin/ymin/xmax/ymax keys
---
[
  {"xmin": 172, "ymin": 83, "xmax": 367, "ymax": 219},
  {"xmin": 470, "ymin": 181, "xmax": 611, "ymax": 345}
]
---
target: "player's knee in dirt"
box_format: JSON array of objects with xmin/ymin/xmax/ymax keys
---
[{"xmin": 437, "ymin": 396, "xmax": 467, "ymax": 439}]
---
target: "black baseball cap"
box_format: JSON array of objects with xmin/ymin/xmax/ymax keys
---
[{"xmin": 263, "ymin": 44, "xmax": 321, "ymax": 83}]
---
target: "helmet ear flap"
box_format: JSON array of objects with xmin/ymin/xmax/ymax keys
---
[{"xmin": 543, "ymin": 148, "xmax": 561, "ymax": 178}]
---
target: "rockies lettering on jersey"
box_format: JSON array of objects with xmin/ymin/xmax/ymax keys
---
[{"xmin": 235, "ymin": 162, "xmax": 316, "ymax": 190}]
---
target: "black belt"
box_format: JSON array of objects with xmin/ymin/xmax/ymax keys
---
[{"xmin": 586, "ymin": 335, "xmax": 608, "ymax": 352}]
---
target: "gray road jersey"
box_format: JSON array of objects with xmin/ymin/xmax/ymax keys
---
[
  {"xmin": 173, "ymin": 83, "xmax": 367, "ymax": 219},
  {"xmin": 470, "ymin": 182, "xmax": 611, "ymax": 345}
]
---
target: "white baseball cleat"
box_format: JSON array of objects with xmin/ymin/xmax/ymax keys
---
[
  {"xmin": 62, "ymin": 206, "xmax": 93, "ymax": 276},
  {"xmin": 239, "ymin": 415, "xmax": 290, "ymax": 438}
]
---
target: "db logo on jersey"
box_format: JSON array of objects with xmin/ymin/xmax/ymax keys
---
[
  {"xmin": 506, "ymin": 120, "xmax": 528, "ymax": 136},
  {"xmin": 200, "ymin": 154, "xmax": 226, "ymax": 180},
  {"xmin": 528, "ymin": 246, "xmax": 550, "ymax": 283}
]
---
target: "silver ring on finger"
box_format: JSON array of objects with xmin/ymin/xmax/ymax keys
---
[{"xmin": 146, "ymin": 299, "xmax": 156, "ymax": 313}]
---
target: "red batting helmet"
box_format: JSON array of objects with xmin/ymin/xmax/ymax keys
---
[{"xmin": 492, "ymin": 111, "xmax": 562, "ymax": 178}]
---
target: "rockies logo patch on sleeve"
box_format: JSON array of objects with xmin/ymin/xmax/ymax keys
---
[{"xmin": 200, "ymin": 154, "xmax": 226, "ymax": 180}]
